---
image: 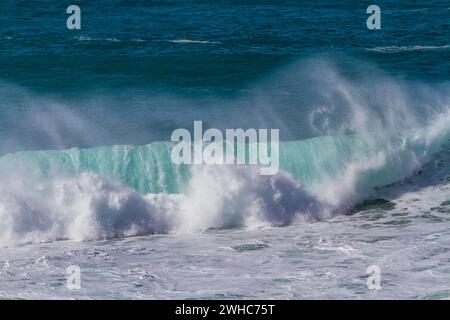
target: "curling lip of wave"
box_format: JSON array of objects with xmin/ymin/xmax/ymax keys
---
[{"xmin": 0, "ymin": 130, "xmax": 443, "ymax": 197}]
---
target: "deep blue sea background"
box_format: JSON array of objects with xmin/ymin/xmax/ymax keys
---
[{"xmin": 0, "ymin": 0, "xmax": 449, "ymax": 153}]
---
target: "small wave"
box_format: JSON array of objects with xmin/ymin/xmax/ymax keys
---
[
  {"xmin": 168, "ymin": 39, "xmax": 221, "ymax": 44},
  {"xmin": 105, "ymin": 38, "xmax": 121, "ymax": 43},
  {"xmin": 76, "ymin": 36, "xmax": 147, "ymax": 43},
  {"xmin": 76, "ymin": 36, "xmax": 121, "ymax": 43},
  {"xmin": 76, "ymin": 36, "xmax": 93, "ymax": 41},
  {"xmin": 367, "ymin": 45, "xmax": 450, "ymax": 53}
]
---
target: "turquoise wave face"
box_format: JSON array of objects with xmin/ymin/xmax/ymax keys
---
[
  {"xmin": 0, "ymin": 142, "xmax": 186, "ymax": 194},
  {"xmin": 1, "ymin": 120, "xmax": 448, "ymax": 201}
]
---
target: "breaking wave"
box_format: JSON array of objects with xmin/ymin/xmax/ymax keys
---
[
  {"xmin": 1, "ymin": 57, "xmax": 449, "ymax": 246},
  {"xmin": 1, "ymin": 116, "xmax": 449, "ymax": 246}
]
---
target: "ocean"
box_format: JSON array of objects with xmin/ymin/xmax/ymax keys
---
[{"xmin": 0, "ymin": 0, "xmax": 450, "ymax": 299}]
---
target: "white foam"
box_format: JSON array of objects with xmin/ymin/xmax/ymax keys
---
[{"xmin": 0, "ymin": 166, "xmax": 329, "ymax": 246}]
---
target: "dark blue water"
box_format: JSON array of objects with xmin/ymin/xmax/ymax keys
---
[{"xmin": 0, "ymin": 1, "xmax": 449, "ymax": 152}]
